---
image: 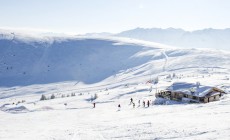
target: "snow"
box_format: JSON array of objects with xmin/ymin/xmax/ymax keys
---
[
  {"xmin": 116, "ymin": 28, "xmax": 230, "ymax": 51},
  {"xmin": 0, "ymin": 31, "xmax": 230, "ymax": 139}
]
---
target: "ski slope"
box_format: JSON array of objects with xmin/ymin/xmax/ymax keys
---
[{"xmin": 0, "ymin": 31, "xmax": 230, "ymax": 140}]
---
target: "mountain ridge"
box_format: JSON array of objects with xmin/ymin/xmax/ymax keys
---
[{"xmin": 116, "ymin": 27, "xmax": 230, "ymax": 50}]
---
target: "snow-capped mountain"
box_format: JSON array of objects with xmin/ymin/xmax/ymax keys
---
[
  {"xmin": 0, "ymin": 32, "xmax": 163, "ymax": 86},
  {"xmin": 116, "ymin": 28, "xmax": 230, "ymax": 50}
]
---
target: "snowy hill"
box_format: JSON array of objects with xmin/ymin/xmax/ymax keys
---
[
  {"xmin": 0, "ymin": 32, "xmax": 169, "ymax": 86},
  {"xmin": 0, "ymin": 31, "xmax": 230, "ymax": 140},
  {"xmin": 117, "ymin": 28, "xmax": 230, "ymax": 50},
  {"xmin": 1, "ymin": 31, "xmax": 230, "ymax": 87}
]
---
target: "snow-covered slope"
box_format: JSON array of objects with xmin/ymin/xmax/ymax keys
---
[
  {"xmin": 0, "ymin": 32, "xmax": 165, "ymax": 86},
  {"xmin": 1, "ymin": 31, "xmax": 230, "ymax": 87},
  {"xmin": 0, "ymin": 31, "xmax": 230, "ymax": 140},
  {"xmin": 117, "ymin": 28, "xmax": 230, "ymax": 50}
]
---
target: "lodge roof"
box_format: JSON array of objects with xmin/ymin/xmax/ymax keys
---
[{"xmin": 166, "ymin": 82, "xmax": 222, "ymax": 97}]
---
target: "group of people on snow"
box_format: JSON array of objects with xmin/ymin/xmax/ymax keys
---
[
  {"xmin": 92, "ymin": 97, "xmax": 153, "ymax": 110},
  {"xmin": 142, "ymin": 100, "xmax": 151, "ymax": 107},
  {"xmin": 118, "ymin": 98, "xmax": 153, "ymax": 110}
]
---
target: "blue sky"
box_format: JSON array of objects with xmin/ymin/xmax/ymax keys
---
[{"xmin": 0, "ymin": 0, "xmax": 230, "ymax": 34}]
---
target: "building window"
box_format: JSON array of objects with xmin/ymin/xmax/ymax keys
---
[{"xmin": 200, "ymin": 98, "xmax": 204, "ymax": 102}]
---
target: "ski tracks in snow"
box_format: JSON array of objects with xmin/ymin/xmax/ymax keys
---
[{"xmin": 162, "ymin": 50, "xmax": 168, "ymax": 72}]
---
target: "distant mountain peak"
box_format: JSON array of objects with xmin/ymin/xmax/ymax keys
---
[{"xmin": 116, "ymin": 28, "xmax": 230, "ymax": 50}]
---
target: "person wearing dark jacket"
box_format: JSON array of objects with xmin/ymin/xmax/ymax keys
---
[
  {"xmin": 118, "ymin": 104, "xmax": 121, "ymax": 111},
  {"xmin": 147, "ymin": 100, "xmax": 150, "ymax": 107},
  {"xmin": 130, "ymin": 98, "xmax": 133, "ymax": 104}
]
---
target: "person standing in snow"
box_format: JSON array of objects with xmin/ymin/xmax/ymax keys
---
[
  {"xmin": 147, "ymin": 100, "xmax": 150, "ymax": 107},
  {"xmin": 130, "ymin": 98, "xmax": 133, "ymax": 105},
  {"xmin": 133, "ymin": 103, "xmax": 135, "ymax": 108},
  {"xmin": 143, "ymin": 100, "xmax": 145, "ymax": 107},
  {"xmin": 118, "ymin": 104, "xmax": 121, "ymax": 111},
  {"xmin": 93, "ymin": 102, "xmax": 96, "ymax": 108}
]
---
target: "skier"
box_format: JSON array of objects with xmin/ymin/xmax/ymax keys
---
[
  {"xmin": 93, "ymin": 102, "xmax": 96, "ymax": 108},
  {"xmin": 138, "ymin": 100, "xmax": 140, "ymax": 107},
  {"xmin": 143, "ymin": 100, "xmax": 145, "ymax": 107},
  {"xmin": 147, "ymin": 100, "xmax": 150, "ymax": 107},
  {"xmin": 118, "ymin": 104, "xmax": 121, "ymax": 111},
  {"xmin": 133, "ymin": 102, "xmax": 135, "ymax": 108},
  {"xmin": 130, "ymin": 98, "xmax": 133, "ymax": 105}
]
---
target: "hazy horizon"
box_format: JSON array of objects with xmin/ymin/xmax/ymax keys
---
[
  {"xmin": 1, "ymin": 26, "xmax": 230, "ymax": 36},
  {"xmin": 1, "ymin": 0, "xmax": 230, "ymax": 34}
]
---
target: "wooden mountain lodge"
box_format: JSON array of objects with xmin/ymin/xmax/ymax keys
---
[{"xmin": 155, "ymin": 82, "xmax": 226, "ymax": 103}]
